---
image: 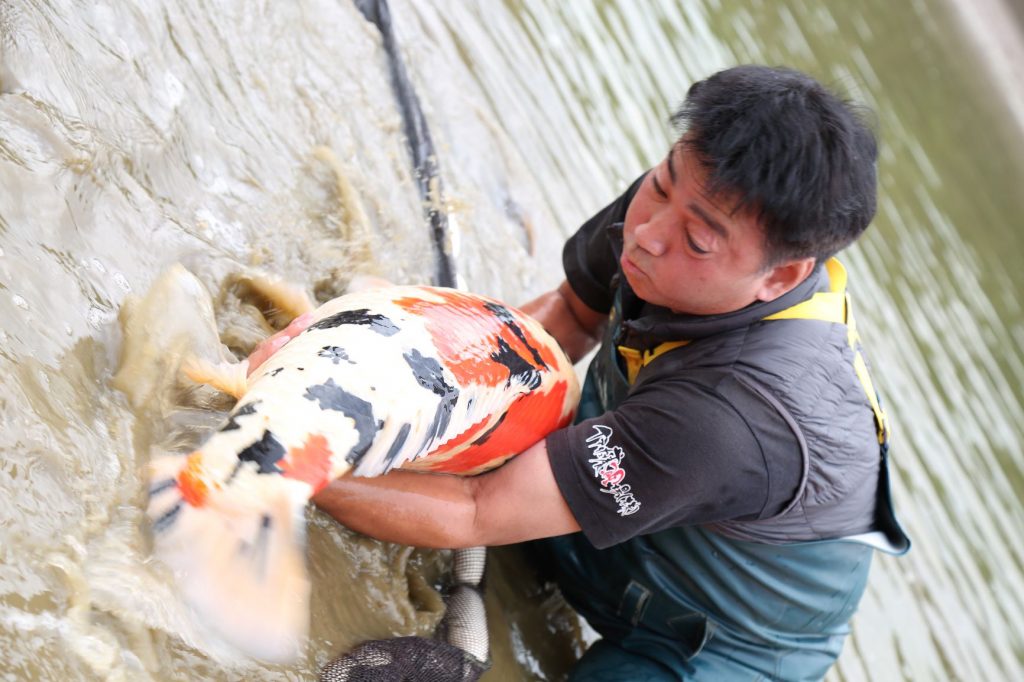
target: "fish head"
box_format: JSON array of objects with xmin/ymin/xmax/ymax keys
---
[{"xmin": 147, "ymin": 396, "xmax": 311, "ymax": 663}]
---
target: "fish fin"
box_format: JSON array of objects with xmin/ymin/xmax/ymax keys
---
[
  {"xmin": 147, "ymin": 453, "xmax": 312, "ymax": 663},
  {"xmin": 181, "ymin": 356, "xmax": 249, "ymax": 399},
  {"xmin": 232, "ymin": 274, "xmax": 316, "ymax": 325}
]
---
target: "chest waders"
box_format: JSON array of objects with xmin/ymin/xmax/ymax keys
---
[{"xmin": 547, "ymin": 259, "xmax": 909, "ymax": 681}]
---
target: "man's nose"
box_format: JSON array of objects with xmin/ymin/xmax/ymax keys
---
[{"xmin": 634, "ymin": 219, "xmax": 668, "ymax": 257}]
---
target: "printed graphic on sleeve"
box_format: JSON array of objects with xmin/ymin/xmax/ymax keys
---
[{"xmin": 586, "ymin": 424, "xmax": 641, "ymax": 516}]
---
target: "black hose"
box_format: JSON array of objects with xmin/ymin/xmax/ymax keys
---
[{"xmin": 353, "ymin": 0, "xmax": 457, "ymax": 289}]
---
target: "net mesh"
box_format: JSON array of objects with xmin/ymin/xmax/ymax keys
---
[
  {"xmin": 319, "ymin": 637, "xmax": 488, "ymax": 682},
  {"xmin": 319, "ymin": 547, "xmax": 491, "ymax": 682},
  {"xmin": 434, "ymin": 585, "xmax": 488, "ymax": 663}
]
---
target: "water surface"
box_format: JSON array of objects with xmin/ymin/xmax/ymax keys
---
[{"xmin": 1, "ymin": 0, "xmax": 1022, "ymax": 679}]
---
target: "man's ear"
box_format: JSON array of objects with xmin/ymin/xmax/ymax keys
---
[{"xmin": 755, "ymin": 257, "xmax": 816, "ymax": 302}]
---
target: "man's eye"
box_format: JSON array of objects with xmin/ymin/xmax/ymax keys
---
[
  {"xmin": 651, "ymin": 175, "xmax": 668, "ymax": 199},
  {"xmin": 687, "ymin": 232, "xmax": 709, "ymax": 255}
]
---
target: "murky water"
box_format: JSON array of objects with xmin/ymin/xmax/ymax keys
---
[{"xmin": 2, "ymin": 0, "xmax": 1023, "ymax": 680}]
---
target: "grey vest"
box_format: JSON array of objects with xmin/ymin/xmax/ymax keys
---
[
  {"xmin": 543, "ymin": 258, "xmax": 910, "ymax": 678},
  {"xmin": 593, "ymin": 260, "xmax": 909, "ymax": 553}
]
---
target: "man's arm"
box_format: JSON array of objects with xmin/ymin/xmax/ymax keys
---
[
  {"xmin": 311, "ymin": 438, "xmax": 581, "ymax": 548},
  {"xmin": 520, "ymin": 280, "xmax": 607, "ymax": 364}
]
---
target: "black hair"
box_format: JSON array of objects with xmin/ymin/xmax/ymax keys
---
[{"xmin": 671, "ymin": 65, "xmax": 878, "ymax": 265}]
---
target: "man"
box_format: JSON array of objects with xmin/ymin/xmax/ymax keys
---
[{"xmin": 313, "ymin": 65, "xmax": 909, "ymax": 680}]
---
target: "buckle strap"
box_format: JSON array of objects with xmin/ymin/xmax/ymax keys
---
[{"xmin": 615, "ymin": 258, "xmax": 888, "ymax": 444}]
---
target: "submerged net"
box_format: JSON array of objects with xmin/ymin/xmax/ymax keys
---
[
  {"xmin": 318, "ymin": 636, "xmax": 488, "ymax": 682},
  {"xmin": 320, "ymin": 547, "xmax": 490, "ymax": 682}
]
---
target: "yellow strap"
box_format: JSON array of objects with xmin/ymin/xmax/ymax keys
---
[
  {"xmin": 844, "ymin": 292, "xmax": 890, "ymax": 445},
  {"xmin": 616, "ymin": 258, "xmax": 888, "ymax": 444},
  {"xmin": 762, "ymin": 257, "xmax": 847, "ymax": 324},
  {"xmin": 760, "ymin": 292, "xmax": 846, "ymax": 324},
  {"xmin": 618, "ymin": 341, "xmax": 690, "ymax": 384}
]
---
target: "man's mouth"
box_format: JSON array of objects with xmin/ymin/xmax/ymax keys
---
[{"xmin": 621, "ymin": 251, "xmax": 644, "ymax": 278}]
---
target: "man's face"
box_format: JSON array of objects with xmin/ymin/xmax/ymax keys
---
[{"xmin": 621, "ymin": 143, "xmax": 781, "ymax": 315}]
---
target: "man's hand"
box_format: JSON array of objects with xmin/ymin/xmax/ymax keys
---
[{"xmin": 246, "ymin": 311, "xmax": 315, "ymax": 376}]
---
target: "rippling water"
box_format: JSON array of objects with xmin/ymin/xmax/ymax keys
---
[{"xmin": 2, "ymin": 0, "xmax": 1022, "ymax": 679}]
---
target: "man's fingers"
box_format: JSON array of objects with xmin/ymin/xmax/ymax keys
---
[
  {"xmin": 246, "ymin": 312, "xmax": 317, "ymax": 376},
  {"xmin": 283, "ymin": 312, "xmax": 315, "ymax": 335}
]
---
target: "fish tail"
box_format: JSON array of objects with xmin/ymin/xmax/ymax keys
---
[{"xmin": 147, "ymin": 452, "xmax": 311, "ymax": 663}]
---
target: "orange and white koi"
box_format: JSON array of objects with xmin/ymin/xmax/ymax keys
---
[{"xmin": 146, "ymin": 285, "xmax": 579, "ymax": 662}]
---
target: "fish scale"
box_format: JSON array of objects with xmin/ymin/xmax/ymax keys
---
[{"xmin": 146, "ymin": 285, "xmax": 579, "ymax": 663}]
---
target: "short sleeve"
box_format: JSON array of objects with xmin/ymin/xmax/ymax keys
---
[
  {"xmin": 546, "ymin": 375, "xmax": 800, "ymax": 549},
  {"xmin": 562, "ymin": 174, "xmax": 646, "ymax": 313}
]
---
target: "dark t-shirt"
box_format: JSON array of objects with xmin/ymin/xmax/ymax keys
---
[{"xmin": 546, "ymin": 175, "xmax": 803, "ymax": 550}]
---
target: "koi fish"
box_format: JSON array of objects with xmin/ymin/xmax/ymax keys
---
[{"xmin": 145, "ymin": 285, "xmax": 579, "ymax": 662}]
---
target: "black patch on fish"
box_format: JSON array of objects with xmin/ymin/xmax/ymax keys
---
[
  {"xmin": 471, "ymin": 412, "xmax": 508, "ymax": 446},
  {"xmin": 152, "ymin": 502, "xmax": 182, "ymax": 533},
  {"xmin": 149, "ymin": 478, "xmax": 177, "ymax": 497},
  {"xmin": 490, "ymin": 336, "xmax": 542, "ymax": 390},
  {"xmin": 382, "ymin": 422, "xmax": 412, "ymax": 469},
  {"xmin": 238, "ymin": 430, "xmax": 287, "ymax": 474},
  {"xmin": 304, "ymin": 378, "xmax": 380, "ymax": 465},
  {"xmin": 405, "ymin": 348, "xmax": 454, "ymax": 398},
  {"xmin": 306, "ymin": 309, "xmax": 400, "ymax": 336},
  {"xmin": 318, "ymin": 345, "xmax": 354, "ymax": 364},
  {"xmin": 225, "ymin": 459, "xmax": 244, "ymax": 484},
  {"xmin": 404, "ymin": 349, "xmax": 459, "ymax": 451},
  {"xmin": 484, "ymin": 301, "xmax": 548, "ymax": 369},
  {"xmin": 223, "ymin": 401, "xmax": 260, "ymax": 432}
]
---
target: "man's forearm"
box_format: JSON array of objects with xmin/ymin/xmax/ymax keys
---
[
  {"xmin": 520, "ymin": 281, "xmax": 606, "ymax": 363},
  {"xmin": 311, "ymin": 469, "xmax": 481, "ymax": 548},
  {"xmin": 311, "ymin": 440, "xmax": 581, "ymax": 549}
]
